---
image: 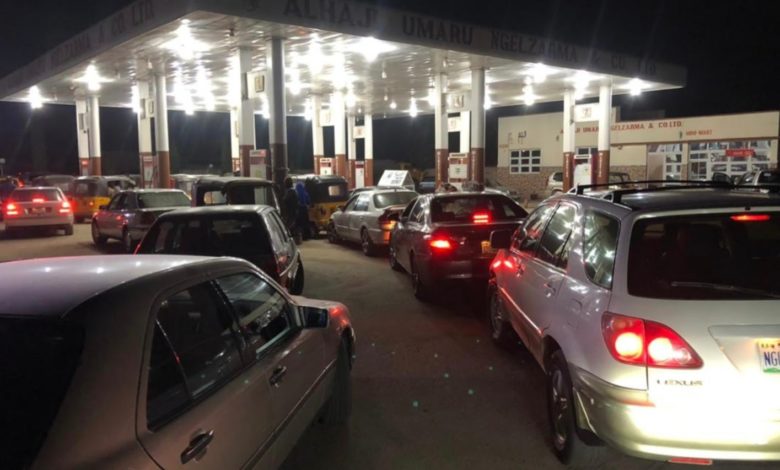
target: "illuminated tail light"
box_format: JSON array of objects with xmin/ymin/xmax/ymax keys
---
[
  {"xmin": 602, "ymin": 313, "xmax": 702, "ymax": 368},
  {"xmin": 5, "ymin": 202, "xmax": 19, "ymax": 216},
  {"xmin": 32, "ymin": 197, "xmax": 45, "ymax": 203},
  {"xmin": 492, "ymin": 259, "xmax": 502, "ymax": 269},
  {"xmin": 730, "ymin": 213, "xmax": 770, "ymax": 222},
  {"xmin": 473, "ymin": 211, "xmax": 491, "ymax": 224},
  {"xmin": 429, "ymin": 237, "xmax": 453, "ymax": 251},
  {"xmin": 378, "ymin": 209, "xmax": 398, "ymax": 231},
  {"xmin": 59, "ymin": 200, "xmax": 72, "ymax": 214}
]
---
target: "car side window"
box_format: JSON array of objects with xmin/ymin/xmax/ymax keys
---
[
  {"xmin": 410, "ymin": 199, "xmax": 425, "ymax": 223},
  {"xmin": 268, "ymin": 211, "xmax": 290, "ymax": 243},
  {"xmin": 124, "ymin": 193, "xmax": 138, "ymax": 210},
  {"xmin": 107, "ymin": 194, "xmax": 124, "ymax": 210},
  {"xmin": 513, "ymin": 203, "xmax": 556, "ymax": 254},
  {"xmin": 537, "ymin": 204, "xmax": 577, "ymax": 269},
  {"xmin": 147, "ymin": 282, "xmax": 242, "ymax": 428},
  {"xmin": 354, "ymin": 194, "xmax": 370, "ymax": 212},
  {"xmin": 343, "ymin": 196, "xmax": 358, "ymax": 212},
  {"xmin": 151, "ymin": 221, "xmax": 177, "ymax": 253},
  {"xmin": 216, "ymin": 273, "xmax": 294, "ymax": 360},
  {"xmin": 264, "ymin": 212, "xmax": 288, "ymax": 256},
  {"xmin": 401, "ymin": 198, "xmax": 418, "ymax": 219},
  {"xmin": 583, "ymin": 210, "xmax": 620, "ymax": 289}
]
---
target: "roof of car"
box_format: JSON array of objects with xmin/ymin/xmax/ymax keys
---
[
  {"xmin": 121, "ymin": 188, "xmax": 187, "ymax": 194},
  {"xmin": 10, "ymin": 186, "xmax": 62, "ymax": 192},
  {"xmin": 428, "ymin": 191, "xmax": 508, "ymax": 199},
  {"xmin": 157, "ymin": 204, "xmax": 274, "ymax": 217},
  {"xmin": 195, "ymin": 176, "xmax": 273, "ymax": 184},
  {"xmin": 568, "ymin": 188, "xmax": 780, "ymax": 211},
  {"xmin": 0, "ymin": 255, "xmax": 219, "ymax": 318}
]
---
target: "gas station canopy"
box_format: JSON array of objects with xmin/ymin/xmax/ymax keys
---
[{"xmin": 0, "ymin": 0, "xmax": 685, "ymax": 117}]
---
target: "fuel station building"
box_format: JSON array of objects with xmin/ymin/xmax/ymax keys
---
[{"xmin": 0, "ymin": 0, "xmax": 686, "ymax": 190}]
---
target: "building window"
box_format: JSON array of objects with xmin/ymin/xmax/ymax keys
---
[
  {"xmin": 648, "ymin": 143, "xmax": 683, "ymax": 181},
  {"xmin": 576, "ymin": 147, "xmax": 597, "ymax": 158},
  {"xmin": 689, "ymin": 140, "xmax": 771, "ymax": 181},
  {"xmin": 510, "ymin": 149, "xmax": 541, "ymax": 174}
]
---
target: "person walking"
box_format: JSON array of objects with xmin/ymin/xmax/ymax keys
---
[
  {"xmin": 281, "ymin": 177, "xmax": 301, "ymax": 243},
  {"xmin": 295, "ymin": 181, "xmax": 312, "ymax": 240}
]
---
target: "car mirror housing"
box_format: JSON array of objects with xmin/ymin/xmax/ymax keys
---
[
  {"xmin": 302, "ymin": 306, "xmax": 329, "ymax": 329},
  {"xmin": 490, "ymin": 229, "xmax": 513, "ymax": 250}
]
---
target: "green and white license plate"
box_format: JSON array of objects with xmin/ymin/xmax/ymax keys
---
[{"xmin": 758, "ymin": 339, "xmax": 780, "ymax": 373}]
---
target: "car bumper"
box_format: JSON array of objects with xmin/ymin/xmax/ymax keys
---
[
  {"xmin": 421, "ymin": 256, "xmax": 493, "ymax": 282},
  {"xmin": 128, "ymin": 225, "xmax": 151, "ymax": 241},
  {"xmin": 572, "ymin": 366, "xmax": 780, "ymax": 462},
  {"xmin": 367, "ymin": 227, "xmax": 392, "ymax": 246},
  {"xmin": 4, "ymin": 215, "xmax": 73, "ymax": 228}
]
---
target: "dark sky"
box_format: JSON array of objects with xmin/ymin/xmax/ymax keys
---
[{"xmin": 0, "ymin": 0, "xmax": 778, "ymax": 175}]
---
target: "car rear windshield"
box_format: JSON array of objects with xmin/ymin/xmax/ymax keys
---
[
  {"xmin": 308, "ymin": 182, "xmax": 348, "ymax": 202},
  {"xmin": 430, "ymin": 195, "xmax": 528, "ymax": 223},
  {"xmin": 374, "ymin": 191, "xmax": 417, "ymax": 209},
  {"xmin": 10, "ymin": 189, "xmax": 62, "ymax": 202},
  {"xmin": 73, "ymin": 181, "xmax": 98, "ymax": 196},
  {"xmin": 0, "ymin": 318, "xmax": 84, "ymax": 469},
  {"xmin": 138, "ymin": 192, "xmax": 191, "ymax": 208},
  {"xmin": 552, "ymin": 172, "xmax": 563, "ymax": 182},
  {"xmin": 758, "ymin": 171, "xmax": 780, "ymax": 184},
  {"xmin": 139, "ymin": 214, "xmax": 272, "ymax": 257},
  {"xmin": 628, "ymin": 211, "xmax": 780, "ymax": 299},
  {"xmin": 226, "ymin": 185, "xmax": 276, "ymax": 206}
]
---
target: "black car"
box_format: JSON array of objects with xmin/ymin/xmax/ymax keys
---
[
  {"xmin": 190, "ymin": 176, "xmax": 280, "ymax": 211},
  {"xmin": 389, "ymin": 192, "xmax": 528, "ymax": 300},
  {"xmin": 136, "ymin": 205, "xmax": 304, "ymax": 294}
]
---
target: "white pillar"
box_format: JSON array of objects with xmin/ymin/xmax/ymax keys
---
[
  {"xmin": 75, "ymin": 97, "xmax": 90, "ymax": 176},
  {"xmin": 470, "ymin": 68, "xmax": 486, "ymax": 183},
  {"xmin": 311, "ymin": 94, "xmax": 324, "ymax": 174},
  {"xmin": 237, "ymin": 47, "xmax": 256, "ymax": 178},
  {"xmin": 154, "ymin": 71, "xmax": 171, "ymax": 187},
  {"xmin": 562, "ymin": 88, "xmax": 576, "ymax": 191},
  {"xmin": 229, "ymin": 108, "xmax": 240, "ymax": 174},
  {"xmin": 597, "ymin": 82, "xmax": 613, "ymax": 185},
  {"xmin": 364, "ymin": 113, "xmax": 374, "ymax": 186},
  {"xmin": 459, "ymin": 111, "xmax": 470, "ymax": 153},
  {"xmin": 434, "ymin": 73, "xmax": 448, "ymax": 186},
  {"xmin": 332, "ymin": 91, "xmax": 347, "ymax": 179},
  {"xmin": 136, "ymin": 81, "xmax": 154, "ymax": 187},
  {"xmin": 266, "ymin": 37, "xmax": 288, "ymax": 186},
  {"xmin": 347, "ymin": 113, "xmax": 356, "ymax": 188},
  {"xmin": 87, "ymin": 94, "xmax": 102, "ymax": 176}
]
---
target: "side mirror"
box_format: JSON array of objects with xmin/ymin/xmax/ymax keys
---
[
  {"xmin": 302, "ymin": 306, "xmax": 329, "ymax": 329},
  {"xmin": 98, "ymin": 205, "xmax": 107, "ymax": 210},
  {"xmin": 490, "ymin": 229, "xmax": 513, "ymax": 250}
]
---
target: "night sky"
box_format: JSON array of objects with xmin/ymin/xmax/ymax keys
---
[{"xmin": 0, "ymin": 0, "xmax": 778, "ymax": 176}]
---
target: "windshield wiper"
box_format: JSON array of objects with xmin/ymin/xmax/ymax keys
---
[{"xmin": 670, "ymin": 281, "xmax": 780, "ymax": 299}]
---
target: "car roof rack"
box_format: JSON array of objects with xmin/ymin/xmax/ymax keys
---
[{"xmin": 572, "ymin": 180, "xmax": 779, "ymax": 205}]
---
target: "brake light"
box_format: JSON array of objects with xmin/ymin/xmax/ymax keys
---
[
  {"xmin": 429, "ymin": 238, "xmax": 453, "ymax": 250},
  {"xmin": 5, "ymin": 202, "xmax": 18, "ymax": 216},
  {"xmin": 473, "ymin": 211, "xmax": 491, "ymax": 224},
  {"xmin": 32, "ymin": 197, "xmax": 45, "ymax": 203},
  {"xmin": 602, "ymin": 313, "xmax": 702, "ymax": 368},
  {"xmin": 59, "ymin": 200, "xmax": 72, "ymax": 214},
  {"xmin": 730, "ymin": 213, "xmax": 770, "ymax": 222},
  {"xmin": 492, "ymin": 259, "xmax": 502, "ymax": 269}
]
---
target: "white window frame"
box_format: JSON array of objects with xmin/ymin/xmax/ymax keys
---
[{"xmin": 510, "ymin": 149, "xmax": 542, "ymax": 174}]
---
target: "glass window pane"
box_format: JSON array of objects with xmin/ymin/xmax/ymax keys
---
[
  {"xmin": 537, "ymin": 205, "xmax": 576, "ymax": 267},
  {"xmin": 147, "ymin": 323, "xmax": 189, "ymax": 427},
  {"xmin": 583, "ymin": 211, "xmax": 620, "ymax": 288},
  {"xmin": 515, "ymin": 204, "xmax": 556, "ymax": 253}
]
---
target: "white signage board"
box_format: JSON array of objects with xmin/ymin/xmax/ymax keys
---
[
  {"xmin": 378, "ymin": 170, "xmax": 414, "ymax": 188},
  {"xmin": 574, "ymin": 103, "xmax": 600, "ymax": 123},
  {"xmin": 573, "ymin": 161, "xmax": 592, "ymax": 187},
  {"xmin": 447, "ymin": 116, "xmax": 461, "ymax": 133},
  {"xmin": 447, "ymin": 93, "xmax": 471, "ymax": 111},
  {"xmin": 354, "ymin": 125, "xmax": 365, "ymax": 139}
]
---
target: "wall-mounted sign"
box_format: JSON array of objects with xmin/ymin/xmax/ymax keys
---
[
  {"xmin": 574, "ymin": 103, "xmax": 600, "ymax": 123},
  {"xmin": 725, "ymin": 148, "xmax": 755, "ymax": 158},
  {"xmin": 447, "ymin": 116, "xmax": 461, "ymax": 132},
  {"xmin": 320, "ymin": 109, "xmax": 332, "ymax": 126},
  {"xmin": 354, "ymin": 125, "xmax": 365, "ymax": 139},
  {"xmin": 447, "ymin": 93, "xmax": 470, "ymax": 111}
]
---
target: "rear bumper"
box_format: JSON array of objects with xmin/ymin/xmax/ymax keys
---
[
  {"xmin": 367, "ymin": 227, "xmax": 391, "ymax": 246},
  {"xmin": 572, "ymin": 366, "xmax": 780, "ymax": 461},
  {"xmin": 4, "ymin": 215, "xmax": 73, "ymax": 228},
  {"xmin": 128, "ymin": 225, "xmax": 151, "ymax": 241},
  {"xmin": 420, "ymin": 256, "xmax": 493, "ymax": 283}
]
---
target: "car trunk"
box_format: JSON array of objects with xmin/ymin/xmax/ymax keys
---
[{"xmin": 432, "ymin": 220, "xmax": 522, "ymax": 260}]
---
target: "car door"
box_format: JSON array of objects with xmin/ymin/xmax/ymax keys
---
[
  {"xmin": 215, "ymin": 272, "xmax": 326, "ymax": 468},
  {"xmin": 391, "ymin": 198, "xmax": 418, "ymax": 272},
  {"xmin": 334, "ymin": 196, "xmax": 357, "ymax": 238},
  {"xmin": 264, "ymin": 211, "xmax": 295, "ymax": 288},
  {"xmin": 405, "ymin": 197, "xmax": 429, "ymax": 266},
  {"xmin": 138, "ymin": 279, "xmax": 275, "ymax": 469},
  {"xmin": 504, "ymin": 202, "xmax": 557, "ymax": 358},
  {"xmin": 347, "ymin": 193, "xmax": 371, "ymax": 241},
  {"xmin": 96, "ymin": 193, "xmax": 124, "ymax": 236}
]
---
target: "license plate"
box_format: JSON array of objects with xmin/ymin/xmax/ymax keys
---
[
  {"xmin": 481, "ymin": 240, "xmax": 495, "ymax": 255},
  {"xmin": 32, "ymin": 207, "xmax": 45, "ymax": 215},
  {"xmin": 758, "ymin": 339, "xmax": 780, "ymax": 373}
]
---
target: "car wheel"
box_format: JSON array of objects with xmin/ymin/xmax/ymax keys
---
[
  {"xmin": 488, "ymin": 283, "xmax": 517, "ymax": 346},
  {"xmin": 547, "ymin": 349, "xmax": 605, "ymax": 467},
  {"xmin": 320, "ymin": 338, "xmax": 352, "ymax": 425},
  {"xmin": 74, "ymin": 216, "xmax": 84, "ymax": 223},
  {"xmin": 290, "ymin": 263, "xmax": 305, "ymax": 295},
  {"xmin": 360, "ymin": 229, "xmax": 376, "ymax": 256},
  {"xmin": 410, "ymin": 257, "xmax": 430, "ymax": 301},
  {"xmin": 327, "ymin": 222, "xmax": 339, "ymax": 244},
  {"xmin": 122, "ymin": 228, "xmax": 134, "ymax": 253},
  {"xmin": 64, "ymin": 224, "xmax": 74, "ymax": 236},
  {"xmin": 388, "ymin": 243, "xmax": 403, "ymax": 272},
  {"xmin": 91, "ymin": 221, "xmax": 107, "ymax": 247}
]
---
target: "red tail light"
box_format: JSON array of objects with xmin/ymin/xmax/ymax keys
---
[
  {"xmin": 492, "ymin": 259, "xmax": 502, "ymax": 269},
  {"xmin": 59, "ymin": 200, "xmax": 72, "ymax": 214},
  {"xmin": 730, "ymin": 213, "xmax": 770, "ymax": 222},
  {"xmin": 602, "ymin": 313, "xmax": 702, "ymax": 368},
  {"xmin": 429, "ymin": 238, "xmax": 453, "ymax": 251},
  {"xmin": 473, "ymin": 211, "xmax": 491, "ymax": 224},
  {"xmin": 5, "ymin": 202, "xmax": 19, "ymax": 216}
]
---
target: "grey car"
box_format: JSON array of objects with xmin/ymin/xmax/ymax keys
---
[
  {"xmin": 91, "ymin": 189, "xmax": 191, "ymax": 252},
  {"xmin": 0, "ymin": 255, "xmax": 354, "ymax": 470},
  {"xmin": 328, "ymin": 188, "xmax": 418, "ymax": 256},
  {"xmin": 488, "ymin": 182, "xmax": 780, "ymax": 466}
]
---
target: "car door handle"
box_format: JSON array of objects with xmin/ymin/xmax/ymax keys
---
[
  {"xmin": 181, "ymin": 430, "xmax": 214, "ymax": 464},
  {"xmin": 269, "ymin": 365, "xmax": 288, "ymax": 386},
  {"xmin": 544, "ymin": 282, "xmax": 557, "ymax": 297}
]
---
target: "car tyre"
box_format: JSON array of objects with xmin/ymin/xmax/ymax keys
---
[
  {"xmin": 122, "ymin": 228, "xmax": 134, "ymax": 253},
  {"xmin": 547, "ymin": 349, "xmax": 605, "ymax": 468},
  {"xmin": 64, "ymin": 224, "xmax": 74, "ymax": 236},
  {"xmin": 360, "ymin": 229, "xmax": 376, "ymax": 256},
  {"xmin": 388, "ymin": 244, "xmax": 403, "ymax": 272},
  {"xmin": 91, "ymin": 221, "xmax": 107, "ymax": 247},
  {"xmin": 410, "ymin": 257, "xmax": 430, "ymax": 301},
  {"xmin": 488, "ymin": 283, "xmax": 517, "ymax": 346},
  {"xmin": 327, "ymin": 222, "xmax": 339, "ymax": 244},
  {"xmin": 290, "ymin": 263, "xmax": 305, "ymax": 295},
  {"xmin": 320, "ymin": 339, "xmax": 352, "ymax": 425}
]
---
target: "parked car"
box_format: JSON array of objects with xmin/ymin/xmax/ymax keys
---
[
  {"xmin": 91, "ymin": 189, "xmax": 191, "ymax": 252},
  {"xmin": 485, "ymin": 178, "xmax": 521, "ymax": 200},
  {"xmin": 547, "ymin": 171, "xmax": 564, "ymax": 195},
  {"xmin": 328, "ymin": 188, "xmax": 418, "ymax": 256},
  {"xmin": 137, "ymin": 205, "xmax": 305, "ymax": 294},
  {"xmin": 191, "ymin": 176, "xmax": 280, "ymax": 211},
  {"xmin": 487, "ymin": 182, "xmax": 780, "ymax": 466},
  {"xmin": 2, "ymin": 186, "xmax": 73, "ymax": 237},
  {"xmin": 389, "ymin": 192, "xmax": 527, "ymax": 299},
  {"xmin": 30, "ymin": 174, "xmax": 75, "ymax": 195},
  {"xmin": 170, "ymin": 173, "xmax": 208, "ymax": 195},
  {"xmin": 0, "ymin": 255, "xmax": 354, "ymax": 470},
  {"xmin": 71, "ymin": 175, "xmax": 136, "ymax": 223},
  {"xmin": 735, "ymin": 169, "xmax": 780, "ymax": 187},
  {"xmin": 0, "ymin": 175, "xmax": 23, "ymax": 221},
  {"xmin": 418, "ymin": 170, "xmax": 436, "ymax": 194}
]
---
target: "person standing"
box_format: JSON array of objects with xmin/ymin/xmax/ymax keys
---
[
  {"xmin": 281, "ymin": 177, "xmax": 300, "ymax": 242},
  {"xmin": 295, "ymin": 181, "xmax": 312, "ymax": 240}
]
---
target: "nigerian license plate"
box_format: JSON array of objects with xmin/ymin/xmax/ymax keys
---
[
  {"xmin": 759, "ymin": 339, "xmax": 780, "ymax": 373},
  {"xmin": 481, "ymin": 240, "xmax": 495, "ymax": 255}
]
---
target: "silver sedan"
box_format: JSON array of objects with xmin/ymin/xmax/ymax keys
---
[
  {"xmin": 0, "ymin": 255, "xmax": 354, "ymax": 469},
  {"xmin": 328, "ymin": 188, "xmax": 418, "ymax": 256}
]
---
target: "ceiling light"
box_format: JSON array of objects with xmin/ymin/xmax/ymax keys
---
[
  {"xmin": 162, "ymin": 23, "xmax": 209, "ymax": 61},
  {"xmin": 304, "ymin": 99, "xmax": 313, "ymax": 121},
  {"xmin": 307, "ymin": 41, "xmax": 325, "ymax": 75},
  {"xmin": 75, "ymin": 64, "xmax": 110, "ymax": 91},
  {"xmin": 384, "ymin": 93, "xmax": 388, "ymax": 101},
  {"xmin": 409, "ymin": 98, "xmax": 418, "ymax": 117},
  {"xmin": 131, "ymin": 85, "xmax": 141, "ymax": 113},
  {"xmin": 28, "ymin": 85, "xmax": 43, "ymax": 109},
  {"xmin": 196, "ymin": 67, "xmax": 216, "ymax": 111},
  {"xmin": 390, "ymin": 100, "xmax": 397, "ymax": 110},
  {"xmin": 528, "ymin": 63, "xmax": 553, "ymax": 84},
  {"xmin": 345, "ymin": 90, "xmax": 357, "ymax": 108},
  {"xmin": 427, "ymin": 88, "xmax": 436, "ymax": 105},
  {"xmin": 483, "ymin": 94, "xmax": 492, "ymax": 110},
  {"xmin": 574, "ymin": 88, "xmax": 586, "ymax": 101},
  {"xmin": 353, "ymin": 37, "xmax": 396, "ymax": 62},
  {"xmin": 627, "ymin": 78, "xmax": 646, "ymax": 96}
]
